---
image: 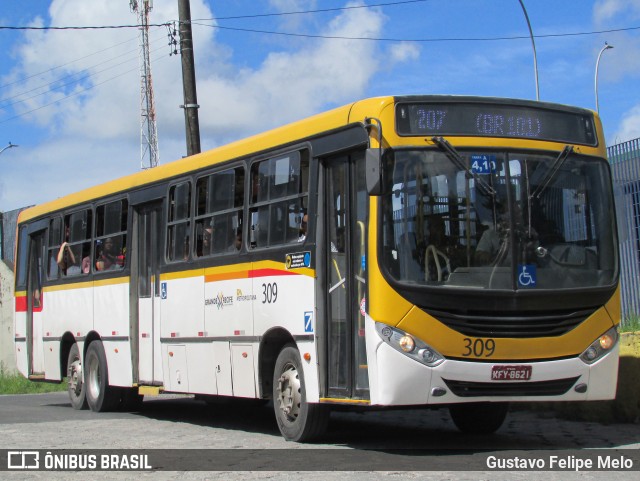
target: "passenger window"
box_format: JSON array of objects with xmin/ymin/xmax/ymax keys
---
[
  {"xmin": 195, "ymin": 167, "xmax": 244, "ymax": 257},
  {"xmin": 47, "ymin": 216, "xmax": 63, "ymax": 280},
  {"xmin": 249, "ymin": 151, "xmax": 308, "ymax": 248},
  {"xmin": 60, "ymin": 209, "xmax": 92, "ymax": 277},
  {"xmin": 167, "ymin": 182, "xmax": 191, "ymax": 261},
  {"xmin": 94, "ymin": 199, "xmax": 128, "ymax": 272}
]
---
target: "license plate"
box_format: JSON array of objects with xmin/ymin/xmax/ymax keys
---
[{"xmin": 491, "ymin": 365, "xmax": 532, "ymax": 381}]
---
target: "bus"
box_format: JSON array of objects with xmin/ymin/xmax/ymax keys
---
[{"xmin": 13, "ymin": 95, "xmax": 620, "ymax": 441}]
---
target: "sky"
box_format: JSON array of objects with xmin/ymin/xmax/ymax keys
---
[{"xmin": 0, "ymin": 0, "xmax": 639, "ymax": 212}]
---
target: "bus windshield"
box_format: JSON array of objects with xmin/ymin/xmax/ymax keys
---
[{"xmin": 380, "ymin": 148, "xmax": 618, "ymax": 291}]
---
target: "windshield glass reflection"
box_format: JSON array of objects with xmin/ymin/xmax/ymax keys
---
[{"xmin": 380, "ymin": 149, "xmax": 617, "ymax": 290}]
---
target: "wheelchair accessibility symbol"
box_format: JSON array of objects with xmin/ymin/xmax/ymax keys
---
[{"xmin": 518, "ymin": 264, "xmax": 537, "ymax": 288}]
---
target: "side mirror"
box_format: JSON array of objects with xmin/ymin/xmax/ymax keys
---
[{"xmin": 366, "ymin": 148, "xmax": 382, "ymax": 196}]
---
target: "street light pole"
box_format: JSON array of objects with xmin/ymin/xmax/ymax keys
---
[
  {"xmin": 595, "ymin": 42, "xmax": 614, "ymax": 113},
  {"xmin": 518, "ymin": 0, "xmax": 539, "ymax": 101},
  {"xmin": 0, "ymin": 142, "xmax": 18, "ymax": 156}
]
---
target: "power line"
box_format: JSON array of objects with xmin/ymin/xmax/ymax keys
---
[
  {"xmin": 194, "ymin": 0, "xmax": 430, "ymax": 21},
  {"xmin": 0, "ymin": 42, "xmax": 168, "ymax": 111},
  {"xmin": 0, "ymin": 0, "xmax": 430, "ymax": 31},
  {"xmin": 0, "ymin": 35, "xmax": 164, "ymax": 104},
  {"xmin": 0, "ymin": 35, "xmax": 139, "ymax": 91},
  {"xmin": 1, "ymin": 13, "xmax": 637, "ymax": 44},
  {"xmin": 0, "ymin": 51, "xmax": 171, "ymax": 125},
  {"xmin": 200, "ymin": 23, "xmax": 640, "ymax": 42},
  {"xmin": 0, "ymin": 23, "xmax": 170, "ymax": 31}
]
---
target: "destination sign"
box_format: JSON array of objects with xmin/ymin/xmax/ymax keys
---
[{"xmin": 396, "ymin": 102, "xmax": 597, "ymax": 146}]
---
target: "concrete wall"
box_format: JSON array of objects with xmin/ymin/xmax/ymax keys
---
[{"xmin": 0, "ymin": 260, "xmax": 16, "ymax": 373}]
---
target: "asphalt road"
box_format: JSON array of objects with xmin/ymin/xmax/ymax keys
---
[{"xmin": 0, "ymin": 392, "xmax": 638, "ymax": 480}]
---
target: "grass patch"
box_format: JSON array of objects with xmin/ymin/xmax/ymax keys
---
[
  {"xmin": 621, "ymin": 315, "xmax": 640, "ymax": 333},
  {"xmin": 0, "ymin": 368, "xmax": 67, "ymax": 395}
]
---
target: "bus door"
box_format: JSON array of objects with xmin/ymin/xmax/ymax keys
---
[
  {"xmin": 131, "ymin": 201, "xmax": 163, "ymax": 384},
  {"xmin": 325, "ymin": 153, "xmax": 369, "ymax": 399},
  {"xmin": 26, "ymin": 230, "xmax": 45, "ymax": 376}
]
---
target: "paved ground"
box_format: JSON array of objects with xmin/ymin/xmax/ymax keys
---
[{"xmin": 0, "ymin": 392, "xmax": 638, "ymax": 480}]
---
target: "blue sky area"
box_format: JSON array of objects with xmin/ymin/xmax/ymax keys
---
[{"xmin": 1, "ymin": 0, "xmax": 639, "ymax": 211}]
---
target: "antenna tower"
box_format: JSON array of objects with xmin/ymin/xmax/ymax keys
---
[{"xmin": 131, "ymin": 0, "xmax": 159, "ymax": 169}]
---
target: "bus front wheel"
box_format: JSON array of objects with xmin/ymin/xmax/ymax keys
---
[
  {"xmin": 272, "ymin": 345, "xmax": 329, "ymax": 442},
  {"xmin": 85, "ymin": 340, "xmax": 120, "ymax": 412},
  {"xmin": 449, "ymin": 402, "xmax": 509, "ymax": 434},
  {"xmin": 67, "ymin": 343, "xmax": 87, "ymax": 410}
]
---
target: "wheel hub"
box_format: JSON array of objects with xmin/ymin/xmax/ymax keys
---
[
  {"xmin": 276, "ymin": 364, "xmax": 301, "ymax": 420},
  {"xmin": 67, "ymin": 359, "xmax": 83, "ymax": 395}
]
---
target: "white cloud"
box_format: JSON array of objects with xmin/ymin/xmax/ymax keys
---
[
  {"xmin": 389, "ymin": 42, "xmax": 420, "ymax": 64},
  {"xmin": 0, "ymin": 0, "xmax": 418, "ymax": 211},
  {"xmin": 612, "ymin": 104, "xmax": 640, "ymax": 143},
  {"xmin": 196, "ymin": 3, "xmax": 391, "ymax": 143},
  {"xmin": 593, "ymin": 0, "xmax": 640, "ymax": 24}
]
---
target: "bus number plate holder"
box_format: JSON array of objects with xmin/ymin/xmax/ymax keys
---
[{"xmin": 491, "ymin": 365, "xmax": 532, "ymax": 381}]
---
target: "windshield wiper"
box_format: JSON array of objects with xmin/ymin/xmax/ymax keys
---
[
  {"xmin": 431, "ymin": 136, "xmax": 496, "ymax": 196},
  {"xmin": 530, "ymin": 145, "xmax": 574, "ymax": 200}
]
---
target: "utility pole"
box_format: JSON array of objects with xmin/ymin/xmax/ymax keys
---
[
  {"xmin": 178, "ymin": 0, "xmax": 201, "ymax": 156},
  {"xmin": 131, "ymin": 0, "xmax": 160, "ymax": 169}
]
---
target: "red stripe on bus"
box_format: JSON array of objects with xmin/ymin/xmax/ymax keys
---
[{"xmin": 15, "ymin": 296, "xmax": 27, "ymax": 312}]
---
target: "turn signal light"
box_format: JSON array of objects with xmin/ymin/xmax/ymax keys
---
[
  {"xmin": 599, "ymin": 334, "xmax": 614, "ymax": 350},
  {"xmin": 399, "ymin": 335, "xmax": 415, "ymax": 353}
]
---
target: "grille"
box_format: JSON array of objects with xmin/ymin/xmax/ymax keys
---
[
  {"xmin": 443, "ymin": 377, "xmax": 580, "ymax": 397},
  {"xmin": 426, "ymin": 308, "xmax": 595, "ymax": 338}
]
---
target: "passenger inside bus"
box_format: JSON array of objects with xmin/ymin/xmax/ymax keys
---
[
  {"xmin": 95, "ymin": 237, "xmax": 125, "ymax": 271},
  {"xmin": 474, "ymin": 203, "xmax": 508, "ymax": 266},
  {"xmin": 57, "ymin": 241, "xmax": 76, "ymax": 274},
  {"xmin": 56, "ymin": 223, "xmax": 78, "ymax": 275},
  {"xmin": 228, "ymin": 226, "xmax": 242, "ymax": 251},
  {"xmin": 298, "ymin": 213, "xmax": 308, "ymax": 242}
]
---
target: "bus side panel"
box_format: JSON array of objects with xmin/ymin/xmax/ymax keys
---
[
  {"xmin": 94, "ymin": 281, "xmax": 132, "ymax": 386},
  {"xmin": 103, "ymin": 341, "xmax": 134, "ymax": 387},
  {"xmin": 161, "ymin": 274, "xmax": 204, "ymax": 338},
  {"xmin": 252, "ymin": 266, "xmax": 319, "ymax": 402},
  {"xmin": 161, "ymin": 273, "xmax": 204, "ymax": 391},
  {"xmin": 48, "ymin": 285, "xmax": 93, "ymax": 377},
  {"xmin": 204, "ymin": 268, "xmax": 253, "ymax": 338},
  {"xmin": 204, "ymin": 267, "xmax": 253, "ymax": 396},
  {"xmin": 43, "ymin": 340, "xmax": 61, "ymax": 381},
  {"xmin": 94, "ymin": 281, "xmax": 129, "ymax": 340},
  {"xmin": 185, "ymin": 343, "xmax": 218, "ymax": 395}
]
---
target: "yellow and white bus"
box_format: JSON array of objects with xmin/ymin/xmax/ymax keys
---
[{"xmin": 14, "ymin": 95, "xmax": 620, "ymax": 441}]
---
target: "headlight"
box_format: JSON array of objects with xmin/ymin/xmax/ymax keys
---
[
  {"xmin": 375, "ymin": 322, "xmax": 444, "ymax": 367},
  {"xmin": 579, "ymin": 326, "xmax": 618, "ymax": 365}
]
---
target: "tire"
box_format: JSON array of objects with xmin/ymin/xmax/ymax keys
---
[
  {"xmin": 119, "ymin": 388, "xmax": 144, "ymax": 412},
  {"xmin": 449, "ymin": 402, "xmax": 509, "ymax": 434},
  {"xmin": 272, "ymin": 345, "xmax": 329, "ymax": 442},
  {"xmin": 66, "ymin": 343, "xmax": 88, "ymax": 410},
  {"xmin": 84, "ymin": 340, "xmax": 120, "ymax": 412}
]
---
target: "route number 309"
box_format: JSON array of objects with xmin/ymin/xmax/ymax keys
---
[
  {"xmin": 261, "ymin": 282, "xmax": 278, "ymax": 304},
  {"xmin": 462, "ymin": 337, "xmax": 496, "ymax": 357}
]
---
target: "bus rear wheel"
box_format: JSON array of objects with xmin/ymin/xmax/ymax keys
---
[
  {"xmin": 85, "ymin": 340, "xmax": 120, "ymax": 412},
  {"xmin": 449, "ymin": 402, "xmax": 509, "ymax": 434},
  {"xmin": 67, "ymin": 343, "xmax": 87, "ymax": 410},
  {"xmin": 273, "ymin": 345, "xmax": 329, "ymax": 442}
]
